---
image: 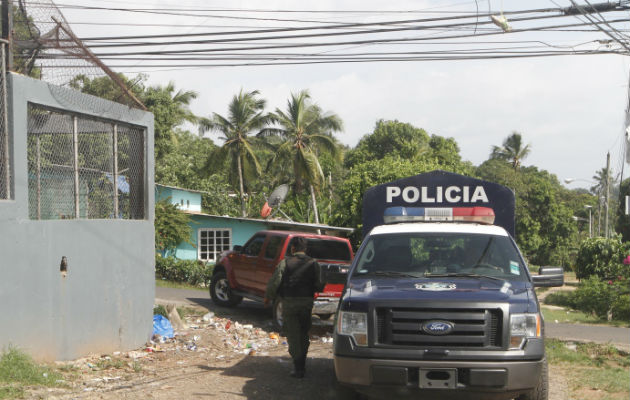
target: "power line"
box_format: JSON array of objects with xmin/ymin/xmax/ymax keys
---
[{"xmin": 81, "ymin": 18, "xmax": 630, "ymax": 57}]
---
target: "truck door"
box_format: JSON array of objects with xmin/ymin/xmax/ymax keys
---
[
  {"xmin": 232, "ymin": 233, "xmax": 266, "ymax": 290},
  {"xmin": 255, "ymin": 234, "xmax": 286, "ymax": 294}
]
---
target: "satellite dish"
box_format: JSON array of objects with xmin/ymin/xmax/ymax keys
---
[
  {"xmin": 261, "ymin": 184, "xmax": 292, "ymax": 221},
  {"xmin": 268, "ymin": 184, "xmax": 289, "ymax": 208}
]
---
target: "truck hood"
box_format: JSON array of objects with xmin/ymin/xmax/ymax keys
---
[{"xmin": 344, "ymin": 277, "xmax": 533, "ymax": 307}]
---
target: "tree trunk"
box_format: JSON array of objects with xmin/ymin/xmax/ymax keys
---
[
  {"xmin": 237, "ymin": 155, "xmax": 246, "ymax": 217},
  {"xmin": 310, "ymin": 184, "xmax": 321, "ymax": 234}
]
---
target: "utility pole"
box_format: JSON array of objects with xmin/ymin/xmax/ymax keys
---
[
  {"xmin": 1, "ymin": 0, "xmax": 12, "ymax": 71},
  {"xmin": 605, "ymin": 152, "xmax": 610, "ymax": 239}
]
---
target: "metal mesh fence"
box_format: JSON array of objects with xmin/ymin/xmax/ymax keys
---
[
  {"xmin": 0, "ymin": 43, "xmax": 9, "ymax": 200},
  {"xmin": 12, "ymin": 0, "xmax": 146, "ymax": 111},
  {"xmin": 27, "ymin": 104, "xmax": 146, "ymax": 220}
]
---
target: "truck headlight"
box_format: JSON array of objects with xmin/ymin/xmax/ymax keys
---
[
  {"xmin": 337, "ymin": 311, "xmax": 368, "ymax": 346},
  {"xmin": 509, "ymin": 313, "xmax": 541, "ymax": 349}
]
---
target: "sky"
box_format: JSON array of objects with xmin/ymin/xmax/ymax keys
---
[{"xmin": 53, "ymin": 0, "xmax": 630, "ymax": 191}]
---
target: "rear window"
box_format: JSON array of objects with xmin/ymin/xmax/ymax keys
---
[{"xmin": 286, "ymin": 237, "xmax": 352, "ymax": 262}]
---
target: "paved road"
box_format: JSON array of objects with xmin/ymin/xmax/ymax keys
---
[{"xmin": 155, "ymin": 286, "xmax": 630, "ymax": 352}]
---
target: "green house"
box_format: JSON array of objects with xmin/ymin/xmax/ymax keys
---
[{"xmin": 156, "ymin": 184, "xmax": 353, "ymax": 263}]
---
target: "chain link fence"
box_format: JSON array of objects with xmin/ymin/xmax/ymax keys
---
[
  {"xmin": 0, "ymin": 42, "xmax": 10, "ymax": 200},
  {"xmin": 27, "ymin": 104, "xmax": 145, "ymax": 220}
]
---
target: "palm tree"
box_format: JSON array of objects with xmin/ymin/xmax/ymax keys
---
[
  {"xmin": 199, "ymin": 89, "xmax": 272, "ymax": 217},
  {"xmin": 490, "ymin": 132, "xmax": 531, "ymax": 169},
  {"xmin": 591, "ymin": 167, "xmax": 616, "ymax": 196},
  {"xmin": 143, "ymin": 81, "xmax": 199, "ymax": 161},
  {"xmin": 261, "ymin": 90, "xmax": 343, "ymax": 225}
]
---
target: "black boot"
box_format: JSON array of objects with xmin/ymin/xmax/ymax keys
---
[{"xmin": 290, "ymin": 357, "xmax": 305, "ymax": 378}]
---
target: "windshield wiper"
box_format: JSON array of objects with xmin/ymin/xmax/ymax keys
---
[
  {"xmin": 359, "ymin": 270, "xmax": 424, "ymax": 278},
  {"xmin": 423, "ymin": 272, "xmax": 507, "ymax": 284}
]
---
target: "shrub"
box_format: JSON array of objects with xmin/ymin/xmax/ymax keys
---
[
  {"xmin": 543, "ymin": 291, "xmax": 574, "ymax": 308},
  {"xmin": 570, "ymin": 276, "xmax": 615, "ymax": 319},
  {"xmin": 155, "ymin": 255, "xmax": 213, "ymax": 287},
  {"xmin": 549, "ymin": 276, "xmax": 630, "ymax": 322},
  {"xmin": 574, "ymin": 235, "xmax": 630, "ymax": 280}
]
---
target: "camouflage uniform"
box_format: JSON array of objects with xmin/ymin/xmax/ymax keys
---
[{"xmin": 266, "ymin": 251, "xmax": 323, "ymax": 377}]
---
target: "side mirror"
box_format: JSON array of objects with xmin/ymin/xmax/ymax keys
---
[
  {"xmin": 532, "ymin": 266, "xmax": 564, "ymax": 287},
  {"xmin": 233, "ymin": 245, "xmax": 243, "ymax": 252}
]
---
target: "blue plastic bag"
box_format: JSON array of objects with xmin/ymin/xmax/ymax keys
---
[{"xmin": 152, "ymin": 314, "xmax": 174, "ymax": 338}]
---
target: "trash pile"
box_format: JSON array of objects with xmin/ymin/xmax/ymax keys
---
[
  {"xmin": 148, "ymin": 311, "xmax": 294, "ymax": 358},
  {"xmin": 46, "ymin": 307, "xmax": 334, "ymax": 396}
]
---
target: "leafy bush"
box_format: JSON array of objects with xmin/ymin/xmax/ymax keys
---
[
  {"xmin": 570, "ymin": 276, "xmax": 616, "ymax": 319},
  {"xmin": 574, "ymin": 235, "xmax": 630, "ymax": 280},
  {"xmin": 155, "ymin": 199, "xmax": 192, "ymax": 253},
  {"xmin": 155, "ymin": 255, "xmax": 213, "ymax": 286},
  {"xmin": 543, "ymin": 291, "xmax": 574, "ymax": 308},
  {"xmin": 545, "ymin": 276, "xmax": 630, "ymax": 322}
]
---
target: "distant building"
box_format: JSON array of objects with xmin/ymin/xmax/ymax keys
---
[{"xmin": 155, "ymin": 184, "xmax": 353, "ymax": 262}]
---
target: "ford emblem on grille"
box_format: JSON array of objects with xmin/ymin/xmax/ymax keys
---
[{"xmin": 422, "ymin": 320, "xmax": 454, "ymax": 335}]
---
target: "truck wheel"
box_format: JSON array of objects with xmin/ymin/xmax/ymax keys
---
[
  {"xmin": 272, "ymin": 298, "xmax": 284, "ymax": 331},
  {"xmin": 209, "ymin": 271, "xmax": 242, "ymax": 307},
  {"xmin": 518, "ymin": 358, "xmax": 548, "ymax": 400}
]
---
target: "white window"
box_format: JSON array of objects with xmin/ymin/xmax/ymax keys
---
[{"xmin": 198, "ymin": 228, "xmax": 232, "ymax": 262}]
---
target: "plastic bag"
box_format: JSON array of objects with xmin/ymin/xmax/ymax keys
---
[{"xmin": 153, "ymin": 314, "xmax": 174, "ymax": 338}]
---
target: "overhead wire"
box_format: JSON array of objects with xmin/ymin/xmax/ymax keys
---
[{"xmin": 80, "ymin": 19, "xmax": 630, "ymax": 57}]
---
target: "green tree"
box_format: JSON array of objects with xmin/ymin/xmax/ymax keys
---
[
  {"xmin": 263, "ymin": 90, "xmax": 343, "ymax": 225},
  {"xmin": 143, "ymin": 82, "xmax": 198, "ymax": 161},
  {"xmin": 344, "ymin": 120, "xmax": 429, "ymax": 168},
  {"xmin": 476, "ymin": 159, "xmax": 577, "ymax": 266},
  {"xmin": 490, "ymin": 132, "xmax": 531, "ymax": 169},
  {"xmin": 199, "ymin": 89, "xmax": 272, "ymax": 217},
  {"xmin": 155, "ymin": 199, "xmax": 192, "ymax": 255}
]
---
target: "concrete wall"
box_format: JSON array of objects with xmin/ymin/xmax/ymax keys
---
[{"xmin": 0, "ymin": 74, "xmax": 155, "ymax": 361}]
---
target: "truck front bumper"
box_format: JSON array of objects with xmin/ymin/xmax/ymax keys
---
[
  {"xmin": 312, "ymin": 297, "xmax": 339, "ymax": 315},
  {"xmin": 334, "ymin": 356, "xmax": 543, "ymax": 400}
]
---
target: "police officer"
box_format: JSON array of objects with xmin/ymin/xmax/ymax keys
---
[{"xmin": 264, "ymin": 237, "xmax": 324, "ymax": 378}]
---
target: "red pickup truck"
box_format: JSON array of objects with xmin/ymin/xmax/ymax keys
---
[{"xmin": 209, "ymin": 230, "xmax": 354, "ymax": 327}]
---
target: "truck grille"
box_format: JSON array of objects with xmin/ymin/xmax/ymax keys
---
[{"xmin": 376, "ymin": 307, "xmax": 502, "ymax": 348}]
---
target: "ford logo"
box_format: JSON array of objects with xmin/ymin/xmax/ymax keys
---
[{"xmin": 422, "ymin": 320, "xmax": 454, "ymax": 335}]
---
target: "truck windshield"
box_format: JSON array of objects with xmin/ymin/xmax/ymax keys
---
[
  {"xmin": 286, "ymin": 238, "xmax": 352, "ymax": 262},
  {"xmin": 352, "ymin": 232, "xmax": 528, "ymax": 282}
]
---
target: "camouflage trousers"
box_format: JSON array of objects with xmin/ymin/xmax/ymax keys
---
[{"xmin": 282, "ymin": 297, "xmax": 314, "ymax": 368}]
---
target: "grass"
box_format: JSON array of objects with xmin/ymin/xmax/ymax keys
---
[
  {"xmin": 95, "ymin": 358, "xmax": 126, "ymax": 370},
  {"xmin": 155, "ymin": 279, "xmax": 207, "ymax": 291},
  {"xmin": 542, "ymin": 306, "xmax": 606, "ymax": 325},
  {"xmin": 546, "ymin": 339, "xmax": 630, "ymax": 398},
  {"xmin": 542, "ymin": 291, "xmax": 630, "ymax": 328},
  {"xmin": 0, "ymin": 347, "xmax": 65, "ymax": 399}
]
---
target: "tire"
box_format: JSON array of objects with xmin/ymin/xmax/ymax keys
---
[
  {"xmin": 517, "ymin": 358, "xmax": 548, "ymax": 400},
  {"xmin": 318, "ymin": 313, "xmax": 333, "ymax": 321},
  {"xmin": 272, "ymin": 298, "xmax": 284, "ymax": 331},
  {"xmin": 209, "ymin": 271, "xmax": 242, "ymax": 307}
]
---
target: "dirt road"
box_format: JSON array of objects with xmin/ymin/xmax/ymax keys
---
[{"xmin": 36, "ymin": 299, "xmax": 568, "ymax": 400}]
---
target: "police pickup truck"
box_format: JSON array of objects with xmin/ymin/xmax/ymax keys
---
[{"xmin": 334, "ymin": 170, "xmax": 563, "ymax": 400}]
